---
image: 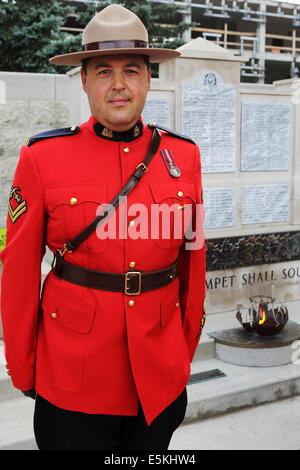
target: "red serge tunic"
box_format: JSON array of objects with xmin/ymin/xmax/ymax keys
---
[{"xmin": 0, "ymin": 116, "xmax": 206, "ymax": 425}]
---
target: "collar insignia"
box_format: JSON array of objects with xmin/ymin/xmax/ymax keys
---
[
  {"xmin": 133, "ymin": 125, "xmax": 140, "ymax": 138},
  {"xmin": 160, "ymin": 149, "xmax": 181, "ymax": 178},
  {"xmin": 102, "ymin": 127, "xmax": 113, "ymax": 138}
]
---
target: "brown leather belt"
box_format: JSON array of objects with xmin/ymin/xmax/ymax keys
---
[{"xmin": 52, "ymin": 255, "xmax": 178, "ymax": 295}]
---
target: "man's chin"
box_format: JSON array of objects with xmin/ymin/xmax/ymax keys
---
[{"xmin": 106, "ymin": 117, "xmax": 138, "ymax": 132}]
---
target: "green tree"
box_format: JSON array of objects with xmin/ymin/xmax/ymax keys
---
[
  {"xmin": 0, "ymin": 0, "xmax": 194, "ymax": 74},
  {"xmin": 0, "ymin": 0, "xmax": 81, "ymax": 73}
]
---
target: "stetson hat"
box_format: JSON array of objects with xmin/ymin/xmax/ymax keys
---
[{"xmin": 50, "ymin": 4, "xmax": 180, "ymax": 66}]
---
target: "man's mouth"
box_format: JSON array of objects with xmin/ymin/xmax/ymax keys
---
[{"xmin": 109, "ymin": 98, "xmax": 129, "ymax": 106}]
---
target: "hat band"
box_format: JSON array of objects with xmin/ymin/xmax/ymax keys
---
[{"xmin": 83, "ymin": 39, "xmax": 152, "ymax": 51}]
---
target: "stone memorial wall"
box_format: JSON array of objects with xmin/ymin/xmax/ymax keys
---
[{"xmin": 0, "ymin": 72, "xmax": 70, "ymax": 228}]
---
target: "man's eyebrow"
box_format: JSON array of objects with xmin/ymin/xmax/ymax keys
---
[
  {"xmin": 94, "ymin": 62, "xmax": 111, "ymax": 70},
  {"xmin": 124, "ymin": 62, "xmax": 142, "ymax": 68},
  {"xmin": 93, "ymin": 61, "xmax": 142, "ymax": 70}
]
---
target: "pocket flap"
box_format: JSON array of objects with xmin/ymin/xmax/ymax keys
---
[
  {"xmin": 150, "ymin": 182, "xmax": 195, "ymax": 204},
  {"xmin": 41, "ymin": 289, "xmax": 95, "ymax": 333},
  {"xmin": 45, "ymin": 185, "xmax": 107, "ymax": 212}
]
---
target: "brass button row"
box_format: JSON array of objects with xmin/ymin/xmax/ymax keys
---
[{"xmin": 68, "ymin": 191, "xmax": 183, "ymax": 207}]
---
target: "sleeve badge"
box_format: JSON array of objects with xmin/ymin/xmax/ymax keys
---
[{"xmin": 8, "ymin": 186, "xmax": 27, "ymax": 224}]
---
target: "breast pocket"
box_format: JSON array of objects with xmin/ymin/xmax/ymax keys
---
[
  {"xmin": 149, "ymin": 181, "xmax": 196, "ymax": 249},
  {"xmin": 37, "ymin": 288, "xmax": 95, "ymax": 392},
  {"xmin": 45, "ymin": 185, "xmax": 108, "ymax": 254}
]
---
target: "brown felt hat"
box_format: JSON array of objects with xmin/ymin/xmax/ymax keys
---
[{"xmin": 50, "ymin": 4, "xmax": 180, "ymax": 66}]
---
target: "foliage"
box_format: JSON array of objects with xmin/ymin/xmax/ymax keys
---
[
  {"xmin": 0, "ymin": 229, "xmax": 6, "ymax": 263},
  {"xmin": 0, "ymin": 0, "xmax": 78, "ymax": 73},
  {"xmin": 0, "ymin": 0, "xmax": 194, "ymax": 74}
]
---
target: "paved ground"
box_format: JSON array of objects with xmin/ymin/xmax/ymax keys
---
[{"xmin": 170, "ymin": 394, "xmax": 300, "ymax": 450}]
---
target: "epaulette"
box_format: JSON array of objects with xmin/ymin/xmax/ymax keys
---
[
  {"xmin": 148, "ymin": 123, "xmax": 195, "ymax": 145},
  {"xmin": 26, "ymin": 125, "xmax": 80, "ymax": 147}
]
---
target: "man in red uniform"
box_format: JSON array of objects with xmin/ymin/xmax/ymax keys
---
[{"xmin": 0, "ymin": 4, "xmax": 206, "ymax": 450}]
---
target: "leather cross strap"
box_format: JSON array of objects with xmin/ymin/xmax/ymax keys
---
[
  {"xmin": 51, "ymin": 126, "xmax": 181, "ymax": 295},
  {"xmin": 60, "ymin": 126, "xmax": 161, "ymax": 256},
  {"xmin": 51, "ymin": 127, "xmax": 161, "ymax": 285}
]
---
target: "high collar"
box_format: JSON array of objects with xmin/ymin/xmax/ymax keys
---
[{"xmin": 93, "ymin": 119, "xmax": 144, "ymax": 143}]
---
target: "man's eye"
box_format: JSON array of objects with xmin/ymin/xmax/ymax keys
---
[
  {"xmin": 126, "ymin": 69, "xmax": 138, "ymax": 74},
  {"xmin": 98, "ymin": 70, "xmax": 110, "ymax": 75}
]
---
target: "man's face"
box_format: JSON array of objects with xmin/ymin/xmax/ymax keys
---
[{"xmin": 81, "ymin": 54, "xmax": 151, "ymax": 132}]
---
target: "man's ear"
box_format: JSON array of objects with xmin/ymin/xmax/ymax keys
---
[
  {"xmin": 147, "ymin": 66, "xmax": 151, "ymax": 91},
  {"xmin": 81, "ymin": 68, "xmax": 87, "ymax": 93}
]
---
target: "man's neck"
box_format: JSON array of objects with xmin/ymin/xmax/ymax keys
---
[{"xmin": 93, "ymin": 120, "xmax": 144, "ymax": 143}]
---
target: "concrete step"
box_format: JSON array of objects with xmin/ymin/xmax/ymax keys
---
[
  {"xmin": 186, "ymin": 299, "xmax": 300, "ymax": 421},
  {"xmin": 186, "ymin": 357, "xmax": 300, "ymax": 422}
]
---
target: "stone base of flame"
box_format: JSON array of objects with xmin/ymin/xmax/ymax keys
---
[{"xmin": 208, "ymin": 321, "xmax": 300, "ymax": 367}]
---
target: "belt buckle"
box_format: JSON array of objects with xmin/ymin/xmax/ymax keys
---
[{"xmin": 125, "ymin": 271, "xmax": 142, "ymax": 296}]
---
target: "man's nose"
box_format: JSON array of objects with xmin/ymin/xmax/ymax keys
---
[{"xmin": 111, "ymin": 71, "xmax": 126, "ymax": 91}]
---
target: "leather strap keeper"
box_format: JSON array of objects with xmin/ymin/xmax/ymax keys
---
[{"xmin": 52, "ymin": 255, "xmax": 178, "ymax": 295}]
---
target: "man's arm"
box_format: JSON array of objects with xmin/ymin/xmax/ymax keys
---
[
  {"xmin": 0, "ymin": 145, "xmax": 46, "ymax": 392},
  {"xmin": 178, "ymin": 144, "xmax": 206, "ymax": 362}
]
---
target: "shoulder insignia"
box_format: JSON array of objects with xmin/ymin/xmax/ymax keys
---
[
  {"xmin": 8, "ymin": 186, "xmax": 27, "ymax": 224},
  {"xmin": 26, "ymin": 126, "xmax": 80, "ymax": 147},
  {"xmin": 148, "ymin": 123, "xmax": 195, "ymax": 145}
]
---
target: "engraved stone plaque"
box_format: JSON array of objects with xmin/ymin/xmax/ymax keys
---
[
  {"xmin": 242, "ymin": 184, "xmax": 290, "ymax": 225},
  {"xmin": 182, "ymin": 72, "xmax": 236, "ymax": 173},
  {"xmin": 241, "ymin": 101, "xmax": 291, "ymax": 172}
]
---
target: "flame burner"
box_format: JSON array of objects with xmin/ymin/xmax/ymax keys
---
[{"xmin": 237, "ymin": 296, "xmax": 289, "ymax": 336}]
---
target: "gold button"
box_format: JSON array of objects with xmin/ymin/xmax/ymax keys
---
[
  {"xmin": 129, "ymin": 261, "xmax": 136, "ymax": 268},
  {"xmin": 123, "ymin": 147, "xmax": 130, "ymax": 154},
  {"xmin": 70, "ymin": 125, "xmax": 77, "ymax": 132},
  {"xmin": 70, "ymin": 197, "xmax": 78, "ymax": 205},
  {"xmin": 176, "ymin": 302, "xmax": 180, "ymax": 308},
  {"xmin": 51, "ymin": 313, "xmax": 57, "ymax": 319},
  {"xmin": 129, "ymin": 220, "xmax": 135, "ymax": 227},
  {"xmin": 128, "ymin": 300, "xmax": 135, "ymax": 307},
  {"xmin": 177, "ymin": 191, "xmax": 184, "ymax": 198}
]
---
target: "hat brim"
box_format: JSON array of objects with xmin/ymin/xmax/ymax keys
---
[{"xmin": 49, "ymin": 48, "xmax": 180, "ymax": 66}]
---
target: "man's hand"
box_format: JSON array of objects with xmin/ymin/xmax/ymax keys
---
[{"xmin": 22, "ymin": 388, "xmax": 36, "ymax": 400}]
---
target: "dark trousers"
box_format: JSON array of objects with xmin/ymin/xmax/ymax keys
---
[{"xmin": 33, "ymin": 389, "xmax": 187, "ymax": 450}]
